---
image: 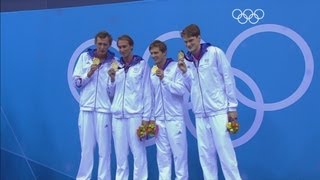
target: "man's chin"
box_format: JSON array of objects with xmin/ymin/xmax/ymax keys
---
[
  {"xmin": 97, "ymin": 51, "xmax": 106, "ymax": 56},
  {"xmin": 189, "ymin": 49, "xmax": 195, "ymax": 54}
]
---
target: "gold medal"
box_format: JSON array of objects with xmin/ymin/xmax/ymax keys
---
[
  {"xmin": 92, "ymin": 57, "xmax": 100, "ymax": 65},
  {"xmin": 151, "ymin": 65, "xmax": 158, "ymax": 74},
  {"xmin": 111, "ymin": 61, "xmax": 119, "ymax": 71},
  {"xmin": 178, "ymin": 50, "xmax": 185, "ymax": 61}
]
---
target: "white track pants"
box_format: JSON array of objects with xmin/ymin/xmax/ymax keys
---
[
  {"xmin": 196, "ymin": 114, "xmax": 241, "ymax": 180},
  {"xmin": 112, "ymin": 117, "xmax": 148, "ymax": 180},
  {"xmin": 156, "ymin": 118, "xmax": 188, "ymax": 180},
  {"xmin": 76, "ymin": 111, "xmax": 112, "ymax": 180}
]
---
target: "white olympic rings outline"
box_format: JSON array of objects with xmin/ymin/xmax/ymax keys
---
[
  {"xmin": 232, "ymin": 9, "xmax": 265, "ymax": 24},
  {"xmin": 67, "ymin": 24, "xmax": 314, "ymax": 148},
  {"xmin": 226, "ymin": 24, "xmax": 314, "ymax": 146}
]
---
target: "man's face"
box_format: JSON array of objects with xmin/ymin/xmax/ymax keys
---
[
  {"xmin": 183, "ymin": 35, "xmax": 201, "ymax": 54},
  {"xmin": 95, "ymin": 37, "xmax": 110, "ymax": 56},
  {"xmin": 117, "ymin": 39, "xmax": 132, "ymax": 59},
  {"xmin": 150, "ymin": 47, "xmax": 166, "ymax": 65}
]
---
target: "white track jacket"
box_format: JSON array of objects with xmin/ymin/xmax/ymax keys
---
[
  {"xmin": 111, "ymin": 55, "xmax": 152, "ymax": 120},
  {"xmin": 150, "ymin": 60, "xmax": 186, "ymax": 120},
  {"xmin": 72, "ymin": 49, "xmax": 115, "ymax": 113},
  {"xmin": 183, "ymin": 43, "xmax": 238, "ymax": 117}
]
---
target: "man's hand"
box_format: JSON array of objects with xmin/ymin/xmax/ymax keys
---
[
  {"xmin": 228, "ymin": 111, "xmax": 238, "ymax": 122},
  {"xmin": 178, "ymin": 59, "xmax": 187, "ymax": 74},
  {"xmin": 149, "ymin": 120, "xmax": 156, "ymax": 125},
  {"xmin": 142, "ymin": 120, "xmax": 149, "ymax": 127},
  {"xmin": 87, "ymin": 64, "xmax": 99, "ymax": 78},
  {"xmin": 108, "ymin": 68, "xmax": 116, "ymax": 82},
  {"xmin": 155, "ymin": 69, "xmax": 164, "ymax": 80}
]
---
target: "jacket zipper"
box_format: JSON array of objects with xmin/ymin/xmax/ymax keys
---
[
  {"xmin": 122, "ymin": 72, "xmax": 127, "ymax": 118},
  {"xmin": 160, "ymin": 81, "xmax": 167, "ymax": 120},
  {"xmin": 93, "ymin": 67, "xmax": 100, "ymax": 110},
  {"xmin": 195, "ymin": 63, "xmax": 208, "ymax": 117}
]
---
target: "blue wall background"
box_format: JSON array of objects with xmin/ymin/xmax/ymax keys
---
[{"xmin": 1, "ymin": 0, "xmax": 319, "ymax": 179}]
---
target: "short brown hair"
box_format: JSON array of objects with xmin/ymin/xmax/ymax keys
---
[
  {"xmin": 180, "ymin": 24, "xmax": 201, "ymax": 38},
  {"xmin": 95, "ymin": 31, "xmax": 113, "ymax": 45},
  {"xmin": 149, "ymin": 40, "xmax": 167, "ymax": 53},
  {"xmin": 117, "ymin": 34, "xmax": 134, "ymax": 46}
]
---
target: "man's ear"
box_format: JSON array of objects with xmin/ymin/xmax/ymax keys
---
[{"xmin": 197, "ymin": 35, "xmax": 201, "ymax": 41}]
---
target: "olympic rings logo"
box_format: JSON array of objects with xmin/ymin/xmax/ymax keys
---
[
  {"xmin": 232, "ymin": 9, "xmax": 265, "ymax": 24},
  {"xmin": 67, "ymin": 24, "xmax": 314, "ymax": 148}
]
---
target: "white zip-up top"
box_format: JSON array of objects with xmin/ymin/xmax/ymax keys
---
[
  {"xmin": 111, "ymin": 55, "xmax": 152, "ymax": 120},
  {"xmin": 72, "ymin": 49, "xmax": 115, "ymax": 113},
  {"xmin": 150, "ymin": 59, "xmax": 185, "ymax": 120},
  {"xmin": 183, "ymin": 43, "xmax": 238, "ymax": 118}
]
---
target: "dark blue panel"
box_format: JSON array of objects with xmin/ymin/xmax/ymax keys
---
[
  {"xmin": 1, "ymin": 150, "xmax": 35, "ymax": 180},
  {"xmin": 1, "ymin": 0, "xmax": 142, "ymax": 12},
  {"xmin": 1, "ymin": 109, "xmax": 23, "ymax": 155}
]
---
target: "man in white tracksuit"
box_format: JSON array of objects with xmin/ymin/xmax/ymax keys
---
[
  {"xmin": 178, "ymin": 24, "xmax": 242, "ymax": 180},
  {"xmin": 73, "ymin": 31, "xmax": 115, "ymax": 180},
  {"xmin": 108, "ymin": 35, "xmax": 152, "ymax": 180},
  {"xmin": 149, "ymin": 40, "xmax": 188, "ymax": 180}
]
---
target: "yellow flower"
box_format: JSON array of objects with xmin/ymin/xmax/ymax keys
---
[
  {"xmin": 226, "ymin": 121, "xmax": 239, "ymax": 134},
  {"xmin": 147, "ymin": 121, "xmax": 158, "ymax": 137},
  {"xmin": 137, "ymin": 124, "xmax": 148, "ymax": 140}
]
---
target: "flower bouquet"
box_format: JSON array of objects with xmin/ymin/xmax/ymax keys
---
[
  {"xmin": 226, "ymin": 120, "xmax": 240, "ymax": 134},
  {"xmin": 146, "ymin": 121, "xmax": 158, "ymax": 139},
  {"xmin": 137, "ymin": 124, "xmax": 147, "ymax": 141},
  {"xmin": 136, "ymin": 121, "xmax": 159, "ymax": 141}
]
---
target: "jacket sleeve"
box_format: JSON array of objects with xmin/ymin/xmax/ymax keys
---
[
  {"xmin": 106, "ymin": 59, "xmax": 119, "ymax": 100},
  {"xmin": 182, "ymin": 68, "xmax": 192, "ymax": 93},
  {"xmin": 72, "ymin": 53, "xmax": 92, "ymax": 89},
  {"xmin": 162, "ymin": 65, "xmax": 186, "ymax": 96},
  {"xmin": 142, "ymin": 61, "xmax": 152, "ymax": 121},
  {"xmin": 215, "ymin": 47, "xmax": 238, "ymax": 111}
]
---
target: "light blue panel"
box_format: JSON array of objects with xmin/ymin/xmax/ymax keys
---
[{"xmin": 1, "ymin": 0, "xmax": 319, "ymax": 179}]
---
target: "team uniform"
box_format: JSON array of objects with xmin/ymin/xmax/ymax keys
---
[
  {"xmin": 182, "ymin": 43, "xmax": 241, "ymax": 180},
  {"xmin": 73, "ymin": 49, "xmax": 115, "ymax": 180},
  {"xmin": 150, "ymin": 59, "xmax": 188, "ymax": 180},
  {"xmin": 111, "ymin": 55, "xmax": 152, "ymax": 180}
]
